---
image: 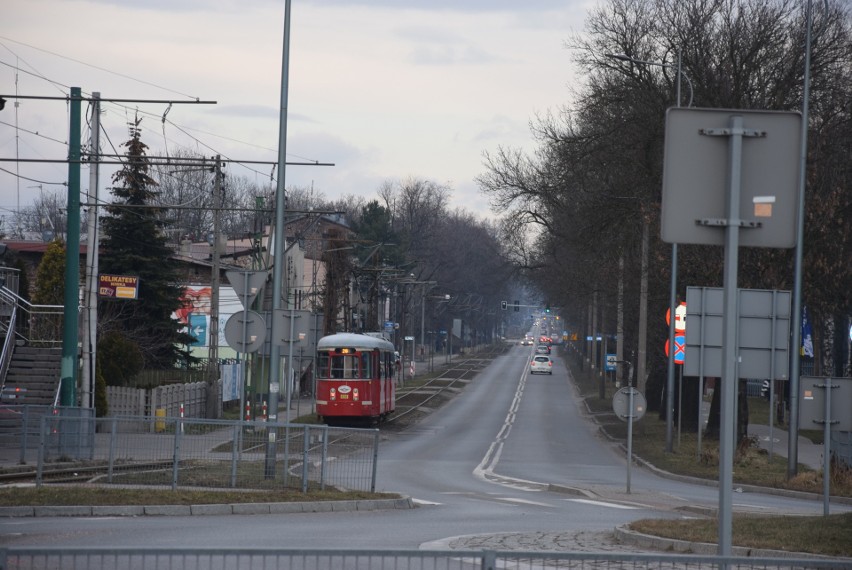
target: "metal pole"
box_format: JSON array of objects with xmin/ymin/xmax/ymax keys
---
[
  {"xmin": 788, "ymin": 0, "xmax": 815, "ymax": 480},
  {"xmin": 420, "ymin": 285, "xmax": 425, "ymax": 363},
  {"xmin": 665, "ymin": 51, "xmax": 684, "ymax": 453},
  {"xmin": 822, "ymin": 378, "xmax": 832, "ymax": 516},
  {"xmin": 718, "ymin": 115, "xmax": 746, "ymax": 557},
  {"xmin": 60, "ymin": 87, "xmax": 82, "ymax": 407},
  {"xmin": 626, "ymin": 386, "xmax": 633, "ymax": 494},
  {"xmin": 265, "ymin": 0, "xmax": 292, "ymax": 479},
  {"xmin": 637, "ymin": 221, "xmax": 648, "ymax": 394},
  {"xmin": 81, "ymin": 92, "xmax": 100, "ymax": 411}
]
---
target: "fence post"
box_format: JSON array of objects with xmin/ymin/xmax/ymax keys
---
[
  {"xmin": 108, "ymin": 418, "xmax": 117, "ymax": 483},
  {"xmin": 19, "ymin": 405, "xmax": 29, "ymax": 464},
  {"xmin": 36, "ymin": 415, "xmax": 47, "ymax": 487},
  {"xmin": 301, "ymin": 426, "xmax": 310, "ymax": 493},
  {"xmin": 482, "ymin": 550, "xmax": 496, "ymax": 570},
  {"xmin": 172, "ymin": 418, "xmax": 182, "ymax": 490},
  {"xmin": 370, "ymin": 428, "xmax": 380, "ymax": 493},
  {"xmin": 230, "ymin": 423, "xmax": 239, "ymax": 488},
  {"xmin": 320, "ymin": 426, "xmax": 328, "ymax": 491}
]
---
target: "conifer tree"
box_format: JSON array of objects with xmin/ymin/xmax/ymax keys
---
[{"xmin": 98, "ymin": 115, "xmax": 193, "ymax": 369}]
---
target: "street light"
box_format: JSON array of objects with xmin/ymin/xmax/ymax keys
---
[{"xmin": 605, "ymin": 51, "xmax": 694, "ymax": 453}]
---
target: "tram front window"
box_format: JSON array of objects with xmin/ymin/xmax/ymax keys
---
[{"xmin": 323, "ymin": 353, "xmax": 364, "ymax": 379}]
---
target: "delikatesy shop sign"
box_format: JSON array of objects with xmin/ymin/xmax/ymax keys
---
[{"xmin": 99, "ymin": 274, "xmax": 139, "ymax": 300}]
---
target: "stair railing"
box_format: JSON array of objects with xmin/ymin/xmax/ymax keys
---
[
  {"xmin": 0, "ymin": 303, "xmax": 17, "ymax": 395},
  {"xmin": 0, "ymin": 286, "xmax": 64, "ymax": 348}
]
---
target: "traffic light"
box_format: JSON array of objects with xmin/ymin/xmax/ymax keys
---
[
  {"xmin": 501, "ymin": 300, "xmax": 507, "ymax": 310},
  {"xmin": 545, "ymin": 305, "xmax": 550, "ymax": 313},
  {"xmin": 514, "ymin": 300, "xmax": 520, "ymax": 312}
]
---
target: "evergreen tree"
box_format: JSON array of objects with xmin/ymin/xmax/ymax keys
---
[
  {"xmin": 98, "ymin": 115, "xmax": 194, "ymax": 369},
  {"xmin": 31, "ymin": 239, "xmax": 65, "ymax": 343}
]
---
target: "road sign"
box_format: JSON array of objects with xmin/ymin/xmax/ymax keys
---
[
  {"xmin": 226, "ymin": 270, "xmax": 268, "ymax": 308},
  {"xmin": 224, "ymin": 310, "xmax": 266, "ymax": 353},
  {"xmin": 612, "ymin": 387, "xmax": 646, "ymax": 422},
  {"xmin": 664, "ymin": 335, "xmax": 686, "ymax": 364},
  {"xmin": 666, "ymin": 302, "xmax": 687, "ymax": 332},
  {"xmin": 661, "ymin": 108, "xmax": 802, "ymax": 248},
  {"xmin": 605, "ymin": 354, "xmax": 617, "ymax": 372}
]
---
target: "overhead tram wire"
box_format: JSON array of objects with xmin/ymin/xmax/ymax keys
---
[
  {"xmin": 1, "ymin": 58, "xmax": 323, "ymax": 183},
  {"xmin": 0, "ymin": 35, "xmax": 202, "ymax": 101}
]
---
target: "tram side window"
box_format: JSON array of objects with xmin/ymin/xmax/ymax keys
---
[
  {"xmin": 360, "ymin": 353, "xmax": 372, "ymax": 380},
  {"xmin": 318, "ymin": 353, "xmax": 331, "ymax": 378},
  {"xmin": 384, "ymin": 352, "xmax": 393, "ymax": 379}
]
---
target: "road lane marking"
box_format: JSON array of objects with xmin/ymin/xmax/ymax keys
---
[
  {"xmin": 498, "ymin": 497, "xmax": 555, "ymax": 508},
  {"xmin": 564, "ymin": 498, "xmax": 639, "ymax": 510},
  {"xmin": 412, "ymin": 498, "xmax": 442, "ymax": 506}
]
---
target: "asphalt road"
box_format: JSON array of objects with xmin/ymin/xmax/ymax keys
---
[{"xmin": 1, "ymin": 340, "xmax": 848, "ymax": 552}]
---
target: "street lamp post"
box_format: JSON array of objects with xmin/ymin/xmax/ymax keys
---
[{"xmin": 605, "ymin": 51, "xmax": 693, "ymax": 453}]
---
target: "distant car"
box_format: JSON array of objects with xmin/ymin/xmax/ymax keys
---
[
  {"xmin": 535, "ymin": 344, "xmax": 550, "ymax": 355},
  {"xmin": 530, "ymin": 355, "xmax": 553, "ymax": 375},
  {"xmin": 521, "ymin": 336, "xmax": 534, "ymax": 346}
]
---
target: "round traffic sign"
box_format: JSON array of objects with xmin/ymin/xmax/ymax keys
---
[
  {"xmin": 665, "ymin": 335, "xmax": 686, "ymax": 364},
  {"xmin": 666, "ymin": 302, "xmax": 687, "ymax": 331},
  {"xmin": 224, "ymin": 310, "xmax": 266, "ymax": 353},
  {"xmin": 612, "ymin": 387, "xmax": 646, "ymax": 422}
]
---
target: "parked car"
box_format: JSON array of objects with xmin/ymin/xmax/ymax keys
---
[{"xmin": 530, "ymin": 355, "xmax": 553, "ymax": 375}]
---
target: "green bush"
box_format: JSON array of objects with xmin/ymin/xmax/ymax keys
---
[{"xmin": 97, "ymin": 331, "xmax": 144, "ymax": 386}]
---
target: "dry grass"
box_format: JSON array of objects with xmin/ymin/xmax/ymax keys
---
[
  {"xmin": 630, "ymin": 512, "xmax": 852, "ymax": 557},
  {"xmin": 565, "ymin": 351, "xmax": 852, "ymax": 557},
  {"xmin": 566, "ymin": 354, "xmax": 852, "ymax": 497},
  {"xmin": 0, "ymin": 485, "xmax": 397, "ymax": 507}
]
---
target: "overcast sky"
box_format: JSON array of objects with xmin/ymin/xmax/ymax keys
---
[{"xmin": 2, "ymin": 0, "xmax": 591, "ymax": 226}]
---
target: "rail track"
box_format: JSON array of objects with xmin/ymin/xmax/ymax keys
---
[
  {"xmin": 0, "ymin": 346, "xmax": 509, "ymax": 487},
  {"xmin": 382, "ymin": 350, "xmax": 503, "ymax": 432}
]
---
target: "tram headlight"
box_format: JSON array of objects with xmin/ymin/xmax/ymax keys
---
[
  {"xmin": 353, "ymin": 388, "xmax": 359, "ymax": 401},
  {"xmin": 330, "ymin": 388, "xmax": 336, "ymax": 401}
]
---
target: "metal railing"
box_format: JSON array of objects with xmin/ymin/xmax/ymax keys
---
[
  {"xmin": 0, "ymin": 548, "xmax": 847, "ymax": 569},
  {"xmin": 32, "ymin": 414, "xmax": 380, "ymax": 493},
  {"xmin": 0, "ymin": 286, "xmax": 64, "ymax": 348}
]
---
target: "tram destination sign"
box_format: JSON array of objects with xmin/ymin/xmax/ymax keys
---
[{"xmin": 98, "ymin": 274, "xmax": 139, "ymax": 300}]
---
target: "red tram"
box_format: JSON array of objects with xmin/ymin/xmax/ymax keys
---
[{"xmin": 315, "ymin": 333, "xmax": 396, "ymax": 424}]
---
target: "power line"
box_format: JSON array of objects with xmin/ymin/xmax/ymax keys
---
[
  {"xmin": 0, "ymin": 36, "xmax": 201, "ymax": 101},
  {"xmin": 0, "ymin": 165, "xmax": 65, "ymax": 186}
]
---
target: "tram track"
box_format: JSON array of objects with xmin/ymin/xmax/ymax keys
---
[
  {"xmin": 382, "ymin": 352, "xmax": 502, "ymax": 432},
  {"xmin": 0, "ymin": 347, "xmax": 509, "ymax": 486}
]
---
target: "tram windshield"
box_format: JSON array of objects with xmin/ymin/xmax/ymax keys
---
[{"xmin": 318, "ymin": 351, "xmax": 372, "ymax": 380}]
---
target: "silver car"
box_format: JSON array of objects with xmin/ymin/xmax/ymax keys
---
[{"xmin": 530, "ymin": 355, "xmax": 553, "ymax": 375}]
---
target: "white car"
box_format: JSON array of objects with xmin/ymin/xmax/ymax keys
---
[{"xmin": 530, "ymin": 355, "xmax": 553, "ymax": 375}]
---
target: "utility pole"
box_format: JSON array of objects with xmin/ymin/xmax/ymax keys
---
[
  {"xmin": 81, "ymin": 92, "xmax": 101, "ymax": 410},
  {"xmin": 207, "ymin": 156, "xmax": 222, "ymax": 419},
  {"xmin": 60, "ymin": 87, "xmax": 82, "ymax": 407},
  {"xmin": 637, "ymin": 219, "xmax": 649, "ymax": 395},
  {"xmin": 265, "ymin": 0, "xmax": 292, "ymax": 479}
]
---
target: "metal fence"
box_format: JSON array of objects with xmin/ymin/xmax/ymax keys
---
[
  {"xmin": 33, "ymin": 414, "xmax": 380, "ymax": 493},
  {"xmin": 0, "ymin": 548, "xmax": 847, "ymax": 569}
]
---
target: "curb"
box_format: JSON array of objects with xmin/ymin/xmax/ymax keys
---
[
  {"xmin": 0, "ymin": 496, "xmax": 416, "ymax": 518},
  {"xmin": 614, "ymin": 524, "xmax": 852, "ymax": 562},
  {"xmin": 575, "ymin": 378, "xmax": 852, "ymax": 507}
]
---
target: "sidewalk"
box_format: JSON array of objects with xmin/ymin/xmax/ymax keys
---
[{"xmin": 749, "ymin": 423, "xmax": 826, "ymax": 471}]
